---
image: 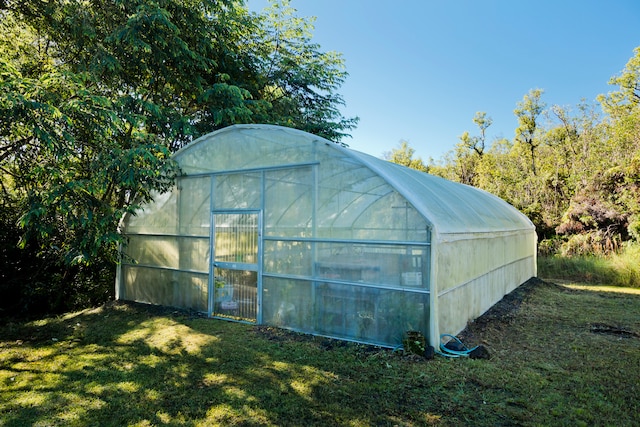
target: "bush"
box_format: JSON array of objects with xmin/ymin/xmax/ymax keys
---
[
  {"xmin": 538, "ymin": 237, "xmax": 564, "ymax": 257},
  {"xmin": 0, "ymin": 206, "xmax": 115, "ymax": 321},
  {"xmin": 629, "ymin": 214, "xmax": 640, "ymax": 242},
  {"xmin": 559, "ymin": 231, "xmax": 622, "ymax": 256}
]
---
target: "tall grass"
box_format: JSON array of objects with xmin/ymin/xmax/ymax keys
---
[{"xmin": 538, "ymin": 243, "xmax": 640, "ymax": 287}]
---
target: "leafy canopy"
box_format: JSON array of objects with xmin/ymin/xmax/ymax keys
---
[
  {"xmin": 423, "ymin": 47, "xmax": 640, "ymax": 255},
  {"xmin": 0, "ymin": 0, "xmax": 357, "ymax": 315}
]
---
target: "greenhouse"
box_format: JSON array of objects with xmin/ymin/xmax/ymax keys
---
[{"xmin": 115, "ymin": 124, "xmax": 537, "ymax": 348}]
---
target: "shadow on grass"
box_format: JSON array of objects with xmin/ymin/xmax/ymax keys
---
[
  {"xmin": 2, "ymin": 285, "xmax": 640, "ymax": 426},
  {"xmin": 0, "ymin": 302, "xmax": 438, "ymax": 426}
]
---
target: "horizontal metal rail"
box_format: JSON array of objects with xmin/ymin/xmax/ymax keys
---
[{"xmin": 262, "ymin": 272, "xmax": 431, "ymax": 294}]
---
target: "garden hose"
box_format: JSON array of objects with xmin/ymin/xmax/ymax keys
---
[{"xmin": 436, "ymin": 334, "xmax": 479, "ymax": 358}]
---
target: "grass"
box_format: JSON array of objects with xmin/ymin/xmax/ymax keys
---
[
  {"xmin": 1, "ymin": 279, "xmax": 639, "ymax": 426},
  {"xmin": 538, "ymin": 244, "xmax": 640, "ymax": 287}
]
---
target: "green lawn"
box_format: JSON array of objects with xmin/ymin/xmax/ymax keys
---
[{"xmin": 1, "ymin": 279, "xmax": 639, "ymax": 426}]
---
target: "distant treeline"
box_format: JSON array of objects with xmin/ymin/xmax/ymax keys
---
[{"xmin": 389, "ymin": 48, "xmax": 640, "ymax": 257}]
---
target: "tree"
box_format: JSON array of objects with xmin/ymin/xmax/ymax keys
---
[
  {"xmin": 384, "ymin": 140, "xmax": 429, "ymax": 172},
  {"xmin": 0, "ymin": 0, "xmax": 357, "ymax": 315},
  {"xmin": 0, "ymin": 14, "xmax": 183, "ymax": 313},
  {"xmin": 450, "ymin": 140, "xmax": 478, "ymax": 185},
  {"xmin": 460, "ymin": 111, "xmax": 492, "ymax": 157},
  {"xmin": 514, "ymin": 89, "xmax": 545, "ymax": 175},
  {"xmin": 2, "ymin": 0, "xmax": 357, "ymax": 150},
  {"xmin": 416, "ymin": 47, "xmax": 640, "ymax": 255},
  {"xmin": 593, "ymin": 46, "xmax": 640, "ymax": 245},
  {"xmin": 599, "ymin": 46, "xmax": 640, "ymax": 117},
  {"xmin": 247, "ymin": 0, "xmax": 358, "ymax": 142},
  {"xmin": 452, "ymin": 111, "xmax": 493, "ymax": 185}
]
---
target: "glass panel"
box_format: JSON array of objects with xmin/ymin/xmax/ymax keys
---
[
  {"xmin": 178, "ymin": 176, "xmax": 211, "ymax": 236},
  {"xmin": 315, "ymin": 243, "xmax": 428, "ymax": 288},
  {"xmin": 265, "ymin": 167, "xmax": 313, "ymax": 237},
  {"xmin": 213, "ymin": 213, "xmax": 258, "ymax": 264},
  {"xmin": 262, "ymin": 278, "xmax": 314, "ymax": 332},
  {"xmin": 213, "ymin": 172, "xmax": 261, "ymax": 209},
  {"xmin": 317, "ymin": 158, "xmax": 390, "ymax": 240},
  {"xmin": 315, "ymin": 157, "xmax": 429, "ymax": 241},
  {"xmin": 123, "ymin": 235, "xmax": 178, "ymax": 269},
  {"xmin": 121, "ymin": 266, "xmax": 207, "ymax": 312},
  {"xmin": 353, "ymin": 192, "xmax": 429, "ymax": 241},
  {"xmin": 315, "ymin": 283, "xmax": 429, "ymax": 345},
  {"xmin": 213, "ymin": 268, "xmax": 257, "ymax": 322},
  {"xmin": 263, "ymin": 240, "xmax": 312, "ymax": 277}
]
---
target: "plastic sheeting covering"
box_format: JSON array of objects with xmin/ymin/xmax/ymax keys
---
[{"xmin": 117, "ymin": 124, "xmax": 536, "ymax": 348}]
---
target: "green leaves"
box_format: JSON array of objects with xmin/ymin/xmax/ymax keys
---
[
  {"xmin": 244, "ymin": 0, "xmax": 358, "ymax": 141},
  {"xmin": 0, "ymin": 0, "xmax": 357, "ymax": 314},
  {"xmin": 599, "ymin": 46, "xmax": 640, "ymax": 116},
  {"xmin": 1, "ymin": 24, "xmax": 180, "ymax": 266},
  {"xmin": 428, "ymin": 46, "xmax": 640, "ymax": 255},
  {"xmin": 384, "ymin": 141, "xmax": 429, "ymax": 173}
]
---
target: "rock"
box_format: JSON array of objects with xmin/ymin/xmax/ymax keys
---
[
  {"xmin": 469, "ymin": 345, "xmax": 491, "ymax": 360},
  {"xmin": 423, "ymin": 345, "xmax": 435, "ymax": 359},
  {"xmin": 443, "ymin": 340, "xmax": 465, "ymax": 352}
]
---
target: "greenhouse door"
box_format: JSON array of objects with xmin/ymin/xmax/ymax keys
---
[{"xmin": 210, "ymin": 211, "xmax": 261, "ymax": 323}]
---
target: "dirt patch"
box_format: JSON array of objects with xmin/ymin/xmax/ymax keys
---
[
  {"xmin": 458, "ymin": 277, "xmax": 564, "ymax": 344},
  {"xmin": 251, "ymin": 325, "xmax": 385, "ymax": 356},
  {"xmin": 590, "ymin": 323, "xmax": 639, "ymax": 338},
  {"xmin": 252, "ymin": 325, "xmax": 313, "ymax": 343},
  {"xmin": 108, "ymin": 300, "xmax": 208, "ymax": 320}
]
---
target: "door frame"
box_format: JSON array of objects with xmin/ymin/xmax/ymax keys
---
[{"xmin": 209, "ymin": 209, "xmax": 263, "ymax": 323}]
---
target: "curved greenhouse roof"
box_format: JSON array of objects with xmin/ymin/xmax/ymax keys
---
[
  {"xmin": 346, "ymin": 149, "xmax": 533, "ymax": 235},
  {"xmin": 174, "ymin": 124, "xmax": 534, "ymax": 236}
]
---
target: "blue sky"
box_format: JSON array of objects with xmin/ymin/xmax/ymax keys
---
[{"xmin": 249, "ymin": 0, "xmax": 640, "ymax": 161}]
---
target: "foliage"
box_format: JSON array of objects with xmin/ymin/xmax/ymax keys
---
[
  {"xmin": 0, "ymin": 0, "xmax": 356, "ymax": 316},
  {"xmin": 442, "ymin": 112, "xmax": 493, "ymax": 185},
  {"xmin": 599, "ymin": 46, "xmax": 640, "ymax": 117},
  {"xmin": 514, "ymin": 88, "xmax": 545, "ymax": 176},
  {"xmin": 247, "ymin": 0, "xmax": 359, "ymax": 142},
  {"xmin": 460, "ymin": 111, "xmax": 492, "ymax": 157},
  {"xmin": 427, "ymin": 47, "xmax": 640, "ymax": 256},
  {"xmin": 383, "ymin": 140, "xmax": 429, "ymax": 172},
  {"xmin": 1, "ymin": 281, "xmax": 639, "ymax": 426}
]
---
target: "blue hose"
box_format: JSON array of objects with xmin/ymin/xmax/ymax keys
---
[{"xmin": 436, "ymin": 334, "xmax": 479, "ymax": 358}]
